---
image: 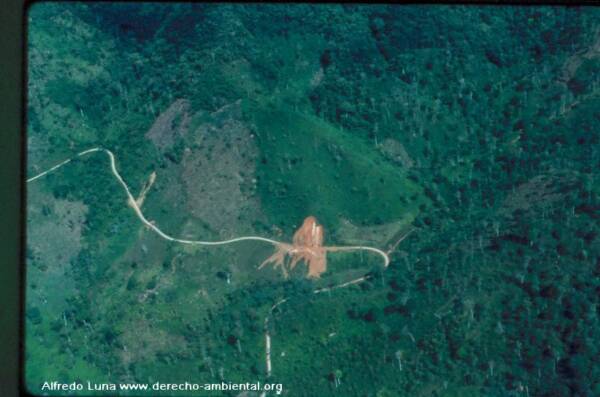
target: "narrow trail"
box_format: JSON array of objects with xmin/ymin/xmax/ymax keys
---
[
  {"xmin": 263, "ymin": 229, "xmax": 414, "ymax": 380},
  {"xmin": 27, "ymin": 147, "xmax": 411, "ymax": 387}
]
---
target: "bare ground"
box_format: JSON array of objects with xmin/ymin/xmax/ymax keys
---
[
  {"xmin": 145, "ymin": 99, "xmax": 191, "ymax": 152},
  {"xmin": 181, "ymin": 101, "xmax": 266, "ymax": 237}
]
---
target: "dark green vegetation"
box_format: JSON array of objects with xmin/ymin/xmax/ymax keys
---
[{"xmin": 26, "ymin": 4, "xmax": 599, "ymax": 397}]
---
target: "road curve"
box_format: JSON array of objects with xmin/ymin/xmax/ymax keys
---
[{"xmin": 28, "ymin": 148, "xmax": 283, "ymax": 246}]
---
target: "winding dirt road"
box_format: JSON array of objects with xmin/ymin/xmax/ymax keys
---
[{"xmin": 27, "ymin": 147, "xmax": 410, "ymax": 386}]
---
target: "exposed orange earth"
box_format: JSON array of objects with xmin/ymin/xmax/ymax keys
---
[{"xmin": 259, "ymin": 216, "xmax": 328, "ymax": 278}]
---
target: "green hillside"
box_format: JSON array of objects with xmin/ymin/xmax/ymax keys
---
[{"xmin": 25, "ymin": 4, "xmax": 599, "ymax": 397}]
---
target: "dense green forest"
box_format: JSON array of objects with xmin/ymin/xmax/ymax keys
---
[{"xmin": 26, "ymin": 4, "xmax": 599, "ymax": 397}]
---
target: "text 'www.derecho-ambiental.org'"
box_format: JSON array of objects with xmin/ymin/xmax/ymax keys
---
[{"xmin": 41, "ymin": 381, "xmax": 284, "ymax": 394}]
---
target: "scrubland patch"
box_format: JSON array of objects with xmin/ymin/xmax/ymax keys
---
[{"xmin": 27, "ymin": 185, "xmax": 88, "ymax": 311}]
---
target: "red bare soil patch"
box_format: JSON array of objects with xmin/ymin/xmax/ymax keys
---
[{"xmin": 260, "ymin": 216, "xmax": 328, "ymax": 278}]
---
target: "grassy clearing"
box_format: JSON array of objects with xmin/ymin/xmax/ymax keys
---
[{"xmin": 245, "ymin": 99, "xmax": 426, "ymax": 237}]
